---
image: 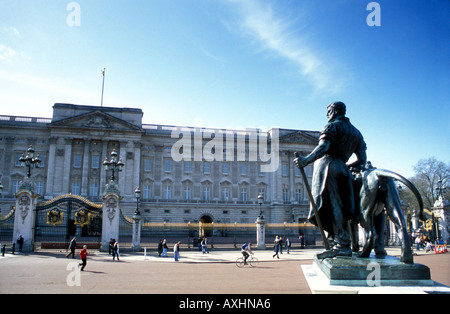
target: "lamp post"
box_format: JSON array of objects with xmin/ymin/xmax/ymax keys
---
[
  {"xmin": 257, "ymin": 193, "xmax": 264, "ymax": 219},
  {"xmin": 434, "ymin": 178, "xmax": 447, "ymax": 242},
  {"xmin": 256, "ymin": 193, "xmax": 266, "ymax": 249},
  {"xmin": 134, "ymin": 187, "xmax": 141, "ymax": 217},
  {"xmin": 435, "ymin": 179, "xmax": 446, "ymax": 202},
  {"xmin": 19, "ymin": 146, "xmax": 41, "ymax": 178},
  {"xmin": 103, "ymin": 149, "xmax": 124, "ymax": 181},
  {"xmin": 132, "ymin": 187, "xmax": 142, "ymax": 251}
]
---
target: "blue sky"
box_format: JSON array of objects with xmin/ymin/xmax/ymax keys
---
[{"xmin": 0, "ymin": 0, "xmax": 449, "ymax": 178}]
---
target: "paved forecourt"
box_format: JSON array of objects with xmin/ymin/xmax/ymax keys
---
[{"xmin": 0, "ymin": 247, "xmax": 449, "ymax": 294}]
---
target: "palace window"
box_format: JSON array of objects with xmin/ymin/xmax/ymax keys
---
[
  {"xmin": 184, "ymin": 186, "xmax": 191, "ymax": 200},
  {"xmin": 203, "ymin": 187, "xmax": 210, "ymax": 201},
  {"xmin": 164, "ymin": 185, "xmax": 172, "ymax": 199}
]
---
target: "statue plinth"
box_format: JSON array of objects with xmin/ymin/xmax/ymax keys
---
[{"xmin": 313, "ymin": 254, "xmax": 432, "ymax": 286}]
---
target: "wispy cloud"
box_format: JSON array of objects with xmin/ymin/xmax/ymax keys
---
[
  {"xmin": 226, "ymin": 0, "xmax": 347, "ymax": 94},
  {"xmin": 0, "ymin": 45, "xmax": 17, "ymax": 62},
  {"xmin": 0, "ymin": 26, "xmax": 23, "ymax": 62}
]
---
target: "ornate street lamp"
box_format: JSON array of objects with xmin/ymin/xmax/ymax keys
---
[
  {"xmin": 435, "ymin": 179, "xmax": 446, "ymax": 201},
  {"xmin": 434, "ymin": 178, "xmax": 447, "ymax": 242},
  {"xmin": 19, "ymin": 145, "xmax": 41, "ymax": 178},
  {"xmin": 103, "ymin": 149, "xmax": 124, "ymax": 181},
  {"xmin": 134, "ymin": 187, "xmax": 141, "ymax": 217},
  {"xmin": 257, "ymin": 192, "xmax": 264, "ymax": 218}
]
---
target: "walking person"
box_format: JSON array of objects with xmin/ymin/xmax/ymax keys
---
[
  {"xmin": 273, "ymin": 236, "xmax": 280, "ymax": 259},
  {"xmin": 162, "ymin": 239, "xmax": 168, "ymax": 257},
  {"xmin": 201, "ymin": 238, "xmax": 210, "ymax": 254},
  {"xmin": 286, "ymin": 238, "xmax": 291, "ymax": 254},
  {"xmin": 158, "ymin": 239, "xmax": 163, "ymax": 257},
  {"xmin": 174, "ymin": 241, "xmax": 181, "ymax": 262},
  {"xmin": 278, "ymin": 236, "xmax": 284, "ymax": 254},
  {"xmin": 112, "ymin": 240, "xmax": 120, "ymax": 261},
  {"xmin": 66, "ymin": 237, "xmax": 77, "ymax": 258},
  {"xmin": 79, "ymin": 245, "xmax": 88, "ymax": 271},
  {"xmin": 108, "ymin": 238, "xmax": 114, "ymax": 255}
]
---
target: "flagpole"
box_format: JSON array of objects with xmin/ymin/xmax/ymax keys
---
[{"xmin": 101, "ymin": 68, "xmax": 106, "ymax": 108}]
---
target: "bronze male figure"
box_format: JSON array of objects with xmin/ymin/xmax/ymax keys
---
[{"xmin": 294, "ymin": 101, "xmax": 367, "ymax": 258}]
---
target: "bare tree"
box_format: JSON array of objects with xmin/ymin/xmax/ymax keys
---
[{"xmin": 409, "ymin": 157, "xmax": 449, "ymax": 209}]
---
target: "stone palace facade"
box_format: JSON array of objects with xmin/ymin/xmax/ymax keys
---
[{"xmin": 0, "ymin": 103, "xmax": 319, "ymax": 236}]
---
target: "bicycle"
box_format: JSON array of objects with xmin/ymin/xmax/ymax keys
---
[{"xmin": 236, "ymin": 253, "xmax": 259, "ymax": 268}]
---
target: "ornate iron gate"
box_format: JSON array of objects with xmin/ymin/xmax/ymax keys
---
[
  {"xmin": 0, "ymin": 208, "xmax": 15, "ymax": 243},
  {"xmin": 35, "ymin": 195, "xmax": 102, "ymax": 246}
]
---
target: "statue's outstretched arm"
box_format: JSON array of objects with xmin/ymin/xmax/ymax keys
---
[{"xmin": 294, "ymin": 139, "xmax": 330, "ymax": 168}]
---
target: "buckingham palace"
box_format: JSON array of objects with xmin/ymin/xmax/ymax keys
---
[{"xmin": 0, "ymin": 103, "xmax": 320, "ymax": 244}]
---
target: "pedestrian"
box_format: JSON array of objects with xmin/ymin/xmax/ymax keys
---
[
  {"xmin": 158, "ymin": 239, "xmax": 163, "ymax": 257},
  {"xmin": 112, "ymin": 240, "xmax": 120, "ymax": 261},
  {"xmin": 162, "ymin": 239, "xmax": 168, "ymax": 257},
  {"xmin": 109, "ymin": 238, "xmax": 114, "ymax": 255},
  {"xmin": 66, "ymin": 237, "xmax": 77, "ymax": 258},
  {"xmin": 278, "ymin": 236, "xmax": 284, "ymax": 254},
  {"xmin": 174, "ymin": 241, "xmax": 181, "ymax": 261},
  {"xmin": 299, "ymin": 234, "xmax": 305, "ymax": 248},
  {"xmin": 16, "ymin": 235, "xmax": 24, "ymax": 253},
  {"xmin": 286, "ymin": 238, "xmax": 291, "ymax": 254},
  {"xmin": 415, "ymin": 236, "xmax": 421, "ymax": 251},
  {"xmin": 273, "ymin": 236, "xmax": 280, "ymax": 259},
  {"xmin": 79, "ymin": 245, "xmax": 88, "ymax": 271},
  {"xmin": 201, "ymin": 238, "xmax": 210, "ymax": 254}
]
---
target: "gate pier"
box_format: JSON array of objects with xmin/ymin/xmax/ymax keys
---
[
  {"xmin": 101, "ymin": 180, "xmax": 121, "ymax": 252},
  {"xmin": 13, "ymin": 181, "xmax": 40, "ymax": 253}
]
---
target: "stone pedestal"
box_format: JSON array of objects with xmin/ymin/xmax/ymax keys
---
[
  {"xmin": 256, "ymin": 216, "xmax": 266, "ymax": 249},
  {"xmin": 313, "ymin": 254, "xmax": 432, "ymax": 286},
  {"xmin": 101, "ymin": 181, "xmax": 121, "ymax": 251},
  {"xmin": 13, "ymin": 187, "xmax": 39, "ymax": 253},
  {"xmin": 132, "ymin": 213, "xmax": 142, "ymax": 251}
]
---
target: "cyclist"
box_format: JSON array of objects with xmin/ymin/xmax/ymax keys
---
[{"xmin": 241, "ymin": 242, "xmax": 253, "ymax": 265}]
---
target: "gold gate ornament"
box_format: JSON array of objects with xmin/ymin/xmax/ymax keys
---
[
  {"xmin": 47, "ymin": 209, "xmax": 63, "ymax": 226},
  {"xmin": 75, "ymin": 209, "xmax": 91, "ymax": 227}
]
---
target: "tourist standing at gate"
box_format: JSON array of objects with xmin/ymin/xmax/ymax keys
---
[
  {"xmin": 112, "ymin": 240, "xmax": 120, "ymax": 261},
  {"xmin": 66, "ymin": 237, "xmax": 77, "ymax": 258},
  {"xmin": 17, "ymin": 235, "xmax": 24, "ymax": 253},
  {"xmin": 79, "ymin": 245, "xmax": 88, "ymax": 271}
]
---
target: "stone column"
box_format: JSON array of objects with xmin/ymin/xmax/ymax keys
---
[
  {"xmin": 45, "ymin": 137, "xmax": 57, "ymax": 198},
  {"xmin": 81, "ymin": 139, "xmax": 90, "ymax": 197},
  {"xmin": 13, "ymin": 181, "xmax": 39, "ymax": 252},
  {"xmin": 101, "ymin": 180, "xmax": 121, "ymax": 252},
  {"xmin": 62, "ymin": 137, "xmax": 73, "ymax": 194},
  {"xmin": 132, "ymin": 212, "xmax": 142, "ymax": 251},
  {"xmin": 256, "ymin": 216, "xmax": 266, "ymax": 249}
]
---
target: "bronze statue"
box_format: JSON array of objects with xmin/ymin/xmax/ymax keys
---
[
  {"xmin": 294, "ymin": 101, "xmax": 367, "ymax": 258},
  {"xmin": 352, "ymin": 162, "xmax": 426, "ymax": 264}
]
